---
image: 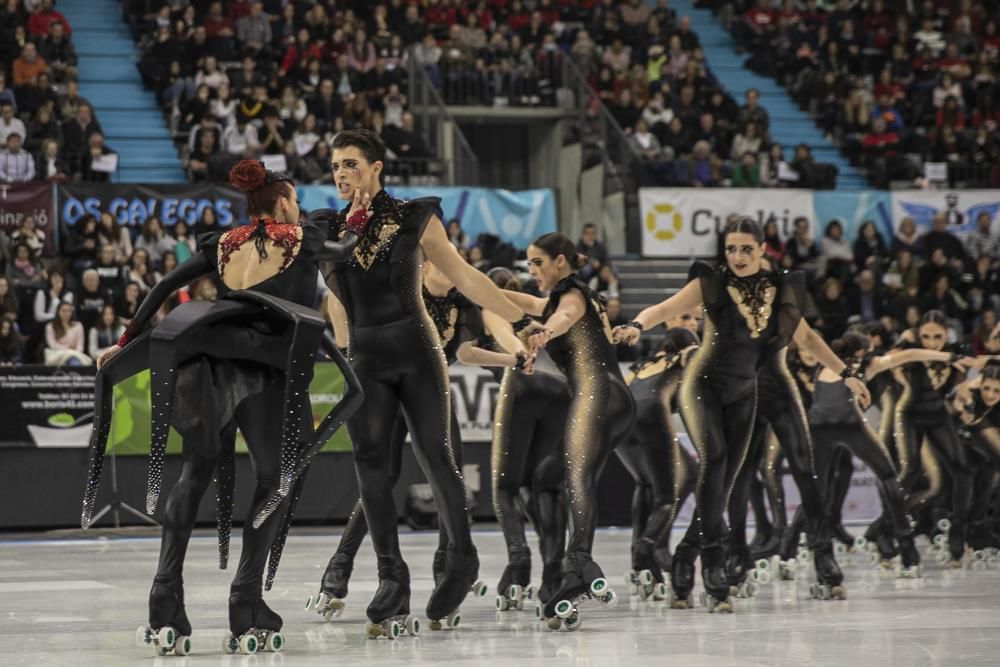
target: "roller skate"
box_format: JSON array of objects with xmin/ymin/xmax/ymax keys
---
[
  {"xmin": 750, "ymin": 531, "xmax": 783, "ymax": 561},
  {"xmin": 831, "ymin": 523, "xmax": 857, "ymax": 552},
  {"xmin": 306, "ymin": 552, "xmax": 351, "ymax": 621},
  {"xmin": 697, "ymin": 546, "xmax": 734, "ymax": 613},
  {"xmin": 625, "ymin": 539, "xmax": 668, "ymax": 601},
  {"xmin": 875, "ymin": 533, "xmax": 900, "ymax": 569},
  {"xmin": 537, "ymin": 560, "xmax": 562, "ymax": 604},
  {"xmin": 437, "ymin": 545, "xmax": 488, "ymax": 600},
  {"xmin": 426, "ymin": 547, "xmax": 479, "ymax": 630},
  {"xmin": 540, "ymin": 552, "xmax": 617, "ymax": 631},
  {"xmin": 667, "ymin": 543, "xmax": 696, "ymax": 609},
  {"xmin": 223, "ymin": 586, "xmax": 284, "ymax": 654},
  {"xmin": 895, "ymin": 535, "xmax": 922, "ymax": 578},
  {"xmin": 725, "ymin": 544, "xmax": 759, "ymax": 598},
  {"xmin": 495, "ymin": 548, "xmax": 533, "ymax": 611},
  {"xmin": 136, "ymin": 579, "xmax": 192, "ymax": 656},
  {"xmin": 365, "ymin": 560, "xmax": 420, "ymax": 640},
  {"xmin": 809, "ymin": 545, "xmax": 847, "ymax": 601}
]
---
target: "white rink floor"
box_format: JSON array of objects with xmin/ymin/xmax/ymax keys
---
[{"xmin": 1, "ymin": 526, "xmax": 999, "ymax": 666}]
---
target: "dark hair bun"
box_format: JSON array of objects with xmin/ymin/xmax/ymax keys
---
[{"xmin": 228, "ymin": 160, "xmax": 267, "ymax": 193}]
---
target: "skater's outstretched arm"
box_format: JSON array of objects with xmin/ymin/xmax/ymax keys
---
[
  {"xmin": 793, "ymin": 320, "xmax": 871, "ymax": 408},
  {"xmin": 526, "ymin": 287, "xmax": 585, "ymax": 351},
  {"xmin": 612, "ymin": 280, "xmax": 703, "ymax": 346},
  {"xmin": 866, "ymin": 348, "xmax": 972, "ymax": 379}
]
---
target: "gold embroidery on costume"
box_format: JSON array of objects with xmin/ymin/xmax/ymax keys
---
[
  {"xmin": 924, "ymin": 361, "xmax": 952, "ymax": 390},
  {"xmin": 353, "ymin": 215, "xmax": 401, "ymax": 270},
  {"xmin": 726, "ymin": 275, "xmax": 776, "ymax": 338}
]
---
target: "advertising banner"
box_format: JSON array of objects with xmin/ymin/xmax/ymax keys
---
[
  {"xmin": 891, "ymin": 189, "xmax": 1000, "ymax": 237},
  {"xmin": 0, "ymin": 366, "xmax": 97, "ymax": 448},
  {"xmin": 639, "ymin": 188, "xmax": 814, "ymax": 257},
  {"xmin": 0, "ymin": 182, "xmax": 57, "ymax": 254},
  {"xmin": 300, "ymin": 185, "xmax": 557, "ymax": 249},
  {"xmin": 812, "ymin": 190, "xmax": 893, "ymax": 242},
  {"xmin": 57, "ymin": 183, "xmax": 246, "ymax": 228}
]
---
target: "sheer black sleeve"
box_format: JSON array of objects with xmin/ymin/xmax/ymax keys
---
[
  {"xmin": 390, "ymin": 196, "xmax": 443, "ymax": 263},
  {"xmin": 770, "ymin": 269, "xmax": 806, "ymax": 351},
  {"xmin": 687, "ymin": 260, "xmax": 722, "ymax": 316}
]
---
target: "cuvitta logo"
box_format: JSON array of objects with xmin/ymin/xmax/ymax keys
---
[
  {"xmin": 899, "ymin": 192, "xmax": 1000, "ymax": 233},
  {"xmin": 645, "ymin": 202, "xmax": 683, "ymax": 241}
]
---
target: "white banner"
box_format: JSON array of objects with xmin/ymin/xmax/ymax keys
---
[
  {"xmin": 449, "ymin": 365, "xmax": 501, "ymax": 442},
  {"xmin": 639, "ymin": 188, "xmax": 814, "ymax": 257},
  {"xmin": 891, "ymin": 189, "xmax": 1000, "ymax": 237}
]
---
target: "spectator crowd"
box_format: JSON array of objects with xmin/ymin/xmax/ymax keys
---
[{"xmin": 0, "ymin": 0, "xmax": 116, "ymax": 185}]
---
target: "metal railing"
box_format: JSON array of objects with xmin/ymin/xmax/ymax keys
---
[{"xmin": 406, "ymin": 54, "xmax": 481, "ymax": 186}]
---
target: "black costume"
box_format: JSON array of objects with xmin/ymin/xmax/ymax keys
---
[
  {"xmin": 316, "ymin": 285, "xmax": 480, "ymax": 606},
  {"xmin": 324, "ymin": 190, "xmax": 476, "ymax": 626},
  {"xmin": 81, "ymin": 211, "xmax": 362, "ymax": 649},
  {"xmin": 892, "ymin": 345, "xmax": 972, "ymax": 561},
  {"xmin": 619, "ymin": 337, "xmax": 698, "ymax": 591},
  {"xmin": 954, "ymin": 386, "xmax": 1000, "ymax": 550},
  {"xmin": 671, "ymin": 261, "xmax": 804, "ymax": 608},
  {"xmin": 809, "ymin": 357, "xmax": 920, "ymax": 571},
  {"xmin": 539, "ymin": 275, "xmax": 636, "ymax": 619}
]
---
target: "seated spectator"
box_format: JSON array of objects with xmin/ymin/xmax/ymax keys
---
[
  {"xmin": 891, "ymin": 216, "xmax": 922, "ymax": 256},
  {"xmin": 762, "ymin": 220, "xmax": 783, "ymax": 262},
  {"xmin": 760, "ymin": 143, "xmax": 796, "ymax": 186},
  {"xmin": 125, "ymin": 249, "xmax": 156, "ymax": 293},
  {"xmin": 660, "ymin": 116, "xmax": 691, "ymax": 160},
  {"xmin": 783, "ymin": 216, "xmax": 820, "ymax": 270},
  {"xmin": 589, "ymin": 263, "xmax": 620, "ymax": 298},
  {"xmin": 153, "ymin": 250, "xmax": 177, "ymax": 283},
  {"xmin": 577, "ymin": 223, "xmax": 609, "ymax": 281},
  {"xmin": 847, "ymin": 269, "xmax": 887, "ymax": 324},
  {"xmin": 223, "ymin": 116, "xmax": 260, "ymax": 156},
  {"xmin": 93, "ymin": 243, "xmax": 126, "ymax": 296},
  {"xmin": 819, "ymin": 219, "xmax": 854, "ymax": 284},
  {"xmin": 0, "ymin": 316, "xmax": 23, "ymax": 365},
  {"xmin": 115, "ymin": 280, "xmax": 144, "ymax": 321},
  {"xmin": 12, "ymin": 42, "xmax": 46, "ymax": 87},
  {"xmin": 80, "ymin": 133, "xmax": 116, "ymax": 182},
  {"xmin": 172, "ymin": 219, "xmax": 197, "ymax": 262},
  {"xmin": 6, "ymin": 242, "xmax": 45, "ymax": 293},
  {"xmin": 27, "ymin": 0, "xmax": 71, "ymax": 38},
  {"xmin": 189, "ymin": 277, "xmax": 218, "ymax": 302},
  {"xmin": 920, "ymin": 273, "xmax": 968, "ymax": 326},
  {"xmin": 860, "ymin": 117, "xmax": 903, "ymax": 189},
  {"xmin": 730, "ymin": 151, "xmax": 761, "ymax": 187},
  {"xmin": 0, "ymin": 276, "xmax": 19, "ymax": 323},
  {"xmin": 852, "ymin": 221, "xmax": 889, "ymax": 271},
  {"xmin": 971, "ymin": 310, "xmax": 999, "ymax": 356},
  {"xmin": 932, "ymin": 72, "xmax": 963, "ymax": 109},
  {"xmin": 43, "ymin": 301, "xmax": 91, "ymax": 366},
  {"xmin": 57, "ymin": 79, "xmax": 87, "ymax": 124},
  {"xmin": 730, "ymin": 122, "xmax": 763, "ymax": 161},
  {"xmin": 87, "ymin": 303, "xmax": 124, "ymax": 360},
  {"xmin": 26, "ymin": 105, "xmax": 61, "ymax": 154},
  {"xmin": 610, "ymin": 89, "xmax": 640, "ymax": 132},
  {"xmin": 920, "ymin": 212, "xmax": 967, "ymax": 268},
  {"xmin": 33, "ymin": 269, "xmax": 71, "ymax": 331},
  {"xmin": 0, "ymin": 132, "xmax": 36, "ymax": 182},
  {"xmin": 872, "ymin": 94, "xmax": 904, "ymax": 132},
  {"xmin": 186, "ymin": 129, "xmax": 218, "ymax": 182},
  {"xmin": 815, "ymin": 276, "xmax": 849, "ymax": 340},
  {"xmin": 965, "ymin": 211, "xmax": 1000, "ymax": 262},
  {"xmin": 738, "ymin": 88, "xmax": 769, "ymax": 132},
  {"xmin": 918, "ymin": 247, "xmax": 960, "ymax": 293},
  {"xmin": 630, "ymin": 118, "xmax": 664, "ymax": 160},
  {"xmin": 39, "ymin": 20, "xmax": 76, "ymax": 83},
  {"xmin": 0, "ymin": 74, "xmax": 14, "ymax": 112},
  {"xmin": 64, "ymin": 214, "xmax": 98, "ymax": 275},
  {"xmin": 10, "ymin": 215, "xmax": 44, "ymax": 257},
  {"xmin": 194, "ymin": 55, "xmax": 229, "ymax": 93},
  {"xmin": 965, "ymin": 255, "xmax": 1000, "ymax": 317},
  {"xmin": 235, "ymin": 2, "xmax": 272, "ymax": 56},
  {"xmin": 446, "ymin": 219, "xmax": 469, "ymax": 250},
  {"xmin": 75, "ymin": 268, "xmax": 110, "ymax": 332},
  {"xmin": 682, "ymin": 140, "xmax": 721, "ymax": 187},
  {"xmin": 62, "ymin": 103, "xmax": 102, "ymax": 166},
  {"xmin": 382, "ymin": 111, "xmax": 430, "ymax": 160},
  {"xmin": 0, "ymin": 102, "xmax": 24, "ymax": 146}
]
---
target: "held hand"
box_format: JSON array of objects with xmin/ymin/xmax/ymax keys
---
[
  {"xmin": 516, "ymin": 319, "xmax": 546, "ymax": 344},
  {"xmin": 953, "ymin": 356, "xmax": 978, "ymax": 371},
  {"xmin": 612, "ymin": 324, "xmax": 641, "ymax": 346},
  {"xmin": 845, "ymin": 377, "xmax": 870, "ymax": 410},
  {"xmin": 96, "ymin": 344, "xmax": 122, "ymax": 369},
  {"xmin": 348, "ymin": 187, "xmax": 370, "ymax": 218},
  {"xmin": 528, "ymin": 328, "xmax": 552, "ymax": 354}
]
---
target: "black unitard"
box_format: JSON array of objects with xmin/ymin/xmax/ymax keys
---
[
  {"xmin": 619, "ymin": 350, "xmax": 698, "ymax": 573},
  {"xmin": 893, "ymin": 347, "xmax": 973, "ymax": 559},
  {"xmin": 674, "ymin": 262, "xmax": 804, "ymax": 597},
  {"xmin": 322, "ymin": 286, "xmax": 479, "ymax": 587},
  {"xmin": 540, "ymin": 275, "xmax": 635, "ymax": 614},
  {"xmin": 809, "ymin": 361, "xmax": 919, "ymax": 566},
  {"xmin": 326, "ymin": 191, "xmax": 475, "ymax": 620},
  {"xmin": 954, "ymin": 387, "xmax": 1000, "ymax": 545}
]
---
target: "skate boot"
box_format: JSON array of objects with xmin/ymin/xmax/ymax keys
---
[
  {"xmin": 136, "ymin": 579, "xmax": 193, "ymax": 656},
  {"xmin": 426, "ymin": 546, "xmax": 480, "ymax": 630},
  {"xmin": 437, "ymin": 545, "xmax": 488, "ymax": 600},
  {"xmin": 364, "ymin": 560, "xmax": 419, "ymax": 639},
  {"xmin": 540, "ymin": 551, "xmax": 616, "ymax": 631},
  {"xmin": 495, "ymin": 547, "xmax": 533, "ymax": 611},
  {"xmin": 537, "ymin": 560, "xmax": 562, "ymax": 604},
  {"xmin": 626, "ymin": 539, "xmax": 667, "ymax": 601},
  {"xmin": 725, "ymin": 543, "xmax": 759, "ymax": 598},
  {"xmin": 668, "ymin": 543, "xmax": 697, "ymax": 609},
  {"xmin": 875, "ymin": 533, "xmax": 900, "ymax": 568},
  {"xmin": 750, "ymin": 531, "xmax": 783, "ymax": 561},
  {"xmin": 224, "ymin": 585, "xmax": 284, "ymax": 654},
  {"xmin": 831, "ymin": 523, "xmax": 856, "ymax": 552},
  {"xmin": 947, "ymin": 526, "xmax": 966, "ymax": 569},
  {"xmin": 654, "ymin": 544, "xmax": 673, "ymax": 574},
  {"xmin": 698, "ymin": 545, "xmax": 734, "ymax": 613},
  {"xmin": 895, "ymin": 535, "xmax": 922, "ymax": 578},
  {"xmin": 809, "ymin": 545, "xmax": 847, "ymax": 600},
  {"xmin": 307, "ymin": 551, "xmax": 352, "ymax": 620}
]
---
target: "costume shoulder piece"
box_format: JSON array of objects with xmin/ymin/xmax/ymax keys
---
[
  {"xmin": 332, "ymin": 192, "xmax": 442, "ymax": 270},
  {"xmin": 215, "ymin": 219, "xmax": 304, "ymax": 278},
  {"xmin": 767, "ymin": 269, "xmax": 805, "ymax": 351},
  {"xmin": 687, "ymin": 260, "xmax": 723, "ymax": 312},
  {"xmin": 196, "ymin": 230, "xmax": 224, "ymax": 266},
  {"xmin": 544, "ymin": 274, "xmax": 614, "ymax": 343}
]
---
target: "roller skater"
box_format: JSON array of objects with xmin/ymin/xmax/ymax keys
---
[
  {"xmin": 501, "ymin": 233, "xmax": 636, "ymax": 627},
  {"xmin": 323, "ymin": 130, "xmax": 538, "ymax": 633},
  {"xmin": 616, "ymin": 218, "xmax": 868, "ymax": 613}
]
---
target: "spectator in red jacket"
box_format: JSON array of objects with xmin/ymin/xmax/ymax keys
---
[{"xmin": 27, "ymin": 0, "xmax": 71, "ymax": 38}]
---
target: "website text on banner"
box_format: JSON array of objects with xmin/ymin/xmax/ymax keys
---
[
  {"xmin": 0, "ymin": 182, "xmax": 57, "ymax": 254},
  {"xmin": 300, "ymin": 185, "xmax": 557, "ymax": 248}
]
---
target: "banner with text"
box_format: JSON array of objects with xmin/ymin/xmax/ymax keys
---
[
  {"xmin": 0, "ymin": 366, "xmax": 97, "ymax": 448},
  {"xmin": 891, "ymin": 189, "xmax": 1000, "ymax": 237},
  {"xmin": 57, "ymin": 183, "xmax": 247, "ymax": 228},
  {"xmin": 640, "ymin": 188, "xmax": 814, "ymax": 257},
  {"xmin": 0, "ymin": 182, "xmax": 57, "ymax": 254},
  {"xmin": 300, "ymin": 185, "xmax": 557, "ymax": 249}
]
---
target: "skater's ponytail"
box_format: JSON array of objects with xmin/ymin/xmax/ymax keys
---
[
  {"xmin": 662, "ymin": 327, "xmax": 699, "ymax": 356},
  {"xmin": 831, "ymin": 331, "xmax": 870, "ymax": 362},
  {"xmin": 532, "ymin": 232, "xmax": 587, "ymax": 270},
  {"xmin": 228, "ymin": 160, "xmax": 294, "ymax": 219},
  {"xmin": 487, "ymin": 267, "xmax": 522, "ymax": 292}
]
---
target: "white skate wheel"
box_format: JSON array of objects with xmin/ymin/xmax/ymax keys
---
[
  {"xmin": 974, "ymin": 550, "xmax": 986, "ymax": 562},
  {"xmin": 407, "ymin": 616, "xmax": 421, "ymax": 636},
  {"xmin": 447, "ymin": 612, "xmax": 461, "ymax": 629},
  {"xmin": 590, "ymin": 578, "xmax": 608, "ymax": 595},
  {"xmin": 266, "ymin": 631, "xmax": 283, "ymax": 652},
  {"xmin": 623, "ymin": 571, "xmax": 634, "ymax": 586},
  {"xmin": 639, "ymin": 569, "xmax": 654, "ymax": 586},
  {"xmin": 758, "ymin": 571, "xmax": 772, "ymax": 585},
  {"xmin": 239, "ymin": 634, "xmax": 258, "ymax": 654},
  {"xmin": 222, "ymin": 634, "xmax": 238, "ymax": 654},
  {"xmin": 509, "ymin": 584, "xmax": 523, "ymax": 600},
  {"xmin": 175, "ymin": 636, "xmax": 191, "ymax": 656},
  {"xmin": 855, "ymin": 537, "xmax": 868, "ymax": 548},
  {"xmin": 157, "ymin": 626, "xmax": 176, "ymax": 649},
  {"xmin": 524, "ymin": 584, "xmax": 535, "ymax": 600},
  {"xmin": 306, "ymin": 595, "xmax": 315, "ymax": 610},
  {"xmin": 835, "ymin": 543, "xmax": 847, "ymax": 555},
  {"xmin": 653, "ymin": 582, "xmax": 667, "ymax": 599},
  {"xmin": 472, "ymin": 580, "xmax": 488, "ymax": 597},
  {"xmin": 937, "ymin": 518, "xmax": 951, "ymax": 532},
  {"xmin": 755, "ymin": 559, "xmax": 770, "ymax": 571},
  {"xmin": 135, "ymin": 626, "xmax": 151, "ymax": 647},
  {"xmin": 495, "ymin": 595, "xmax": 509, "ymax": 611},
  {"xmin": 554, "ymin": 600, "xmax": 574, "ymax": 618},
  {"xmin": 534, "ymin": 602, "xmax": 543, "ymax": 619},
  {"xmin": 604, "ymin": 590, "xmax": 619, "ymax": 608},
  {"xmin": 388, "ymin": 620, "xmax": 401, "ymax": 639}
]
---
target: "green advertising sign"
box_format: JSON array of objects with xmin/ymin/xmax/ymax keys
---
[{"xmin": 109, "ymin": 362, "xmax": 352, "ymax": 455}]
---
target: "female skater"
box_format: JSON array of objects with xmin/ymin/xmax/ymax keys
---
[
  {"xmin": 323, "ymin": 129, "xmax": 538, "ymax": 635},
  {"xmin": 82, "ymin": 160, "xmax": 362, "ymax": 655},
  {"xmin": 619, "ymin": 326, "xmax": 700, "ymax": 600},
  {"xmin": 310, "ymin": 256, "xmax": 527, "ymax": 620},
  {"xmin": 953, "ymin": 364, "xmax": 1000, "ymax": 553},
  {"xmin": 615, "ymin": 218, "xmax": 868, "ymax": 612},
  {"xmin": 501, "ymin": 232, "xmax": 636, "ymax": 628}
]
